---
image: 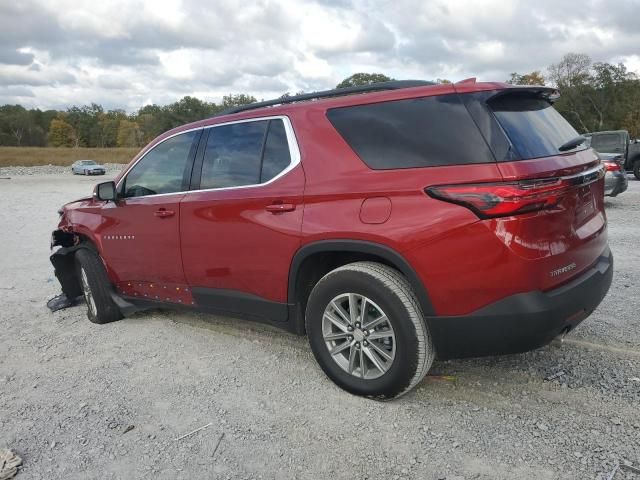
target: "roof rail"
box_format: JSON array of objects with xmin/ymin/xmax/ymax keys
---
[{"xmin": 217, "ymin": 80, "xmax": 435, "ymax": 116}]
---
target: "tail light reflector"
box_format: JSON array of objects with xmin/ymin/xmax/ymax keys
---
[
  {"xmin": 426, "ymin": 164, "xmax": 605, "ymax": 219},
  {"xmin": 603, "ymin": 160, "xmax": 620, "ymax": 172}
]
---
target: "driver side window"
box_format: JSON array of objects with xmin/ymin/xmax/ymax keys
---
[{"xmin": 123, "ymin": 130, "xmax": 198, "ymax": 198}]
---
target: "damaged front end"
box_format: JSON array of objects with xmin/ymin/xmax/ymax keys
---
[
  {"xmin": 48, "ymin": 229, "xmax": 85, "ymax": 311},
  {"xmin": 49, "ymin": 227, "xmax": 141, "ymax": 316}
]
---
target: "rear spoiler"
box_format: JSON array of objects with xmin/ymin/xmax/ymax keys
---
[{"xmin": 488, "ymin": 85, "xmax": 561, "ymax": 104}]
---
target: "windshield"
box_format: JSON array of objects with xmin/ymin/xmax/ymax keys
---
[
  {"xmin": 489, "ymin": 93, "xmax": 585, "ymax": 160},
  {"xmin": 590, "ymin": 134, "xmax": 623, "ymax": 153},
  {"xmin": 80, "ymin": 160, "xmax": 97, "ymax": 165}
]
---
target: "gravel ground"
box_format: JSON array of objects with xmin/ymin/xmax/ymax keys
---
[{"xmin": 0, "ymin": 171, "xmax": 638, "ymax": 480}]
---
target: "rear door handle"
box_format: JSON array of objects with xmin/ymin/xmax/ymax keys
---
[
  {"xmin": 154, "ymin": 208, "xmax": 175, "ymax": 218},
  {"xmin": 265, "ymin": 203, "xmax": 296, "ymax": 213}
]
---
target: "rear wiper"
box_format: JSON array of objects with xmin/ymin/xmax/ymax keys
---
[{"xmin": 558, "ymin": 136, "xmax": 586, "ymax": 152}]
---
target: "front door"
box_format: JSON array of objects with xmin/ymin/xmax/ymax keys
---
[{"xmin": 98, "ymin": 129, "xmax": 201, "ymax": 301}]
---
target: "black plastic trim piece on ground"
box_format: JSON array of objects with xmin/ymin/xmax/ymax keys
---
[{"xmin": 428, "ymin": 247, "xmax": 614, "ymax": 360}]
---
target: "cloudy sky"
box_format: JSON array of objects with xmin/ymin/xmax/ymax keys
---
[{"xmin": 1, "ymin": 0, "xmax": 639, "ymax": 111}]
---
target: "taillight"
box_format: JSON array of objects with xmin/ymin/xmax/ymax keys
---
[
  {"xmin": 426, "ymin": 165, "xmax": 605, "ymax": 219},
  {"xmin": 603, "ymin": 160, "xmax": 620, "ymax": 172}
]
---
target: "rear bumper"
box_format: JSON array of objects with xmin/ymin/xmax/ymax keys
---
[
  {"xmin": 604, "ymin": 171, "xmax": 628, "ymax": 196},
  {"xmin": 428, "ymin": 247, "xmax": 613, "ymax": 360}
]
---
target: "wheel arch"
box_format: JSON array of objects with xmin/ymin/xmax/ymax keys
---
[
  {"xmin": 50, "ymin": 229, "xmax": 108, "ymax": 298},
  {"xmin": 287, "ymin": 240, "xmax": 435, "ymax": 334}
]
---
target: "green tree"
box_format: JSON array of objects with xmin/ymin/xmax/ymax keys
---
[
  {"xmin": 48, "ymin": 118, "xmax": 77, "ymax": 147},
  {"xmin": 136, "ymin": 104, "xmax": 171, "ymax": 143},
  {"xmin": 97, "ymin": 110, "xmax": 126, "ymax": 148},
  {"xmin": 65, "ymin": 103, "xmax": 104, "ymax": 147},
  {"xmin": 336, "ymin": 73, "xmax": 393, "ymax": 88},
  {"xmin": 548, "ymin": 53, "xmax": 594, "ymax": 132},
  {"xmin": 507, "ymin": 71, "xmax": 545, "ymax": 85},
  {"xmin": 221, "ymin": 94, "xmax": 257, "ymax": 108},
  {"xmin": 547, "ymin": 53, "xmax": 640, "ymax": 133},
  {"xmin": 117, "ymin": 119, "xmax": 143, "ymax": 147}
]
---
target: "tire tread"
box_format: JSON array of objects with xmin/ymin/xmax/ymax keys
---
[
  {"xmin": 307, "ymin": 261, "xmax": 434, "ymax": 399},
  {"xmin": 75, "ymin": 248, "xmax": 123, "ymax": 324}
]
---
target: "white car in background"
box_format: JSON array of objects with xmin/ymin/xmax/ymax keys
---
[{"xmin": 71, "ymin": 160, "xmax": 106, "ymax": 176}]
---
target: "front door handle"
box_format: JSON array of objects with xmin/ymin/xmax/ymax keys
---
[
  {"xmin": 154, "ymin": 208, "xmax": 175, "ymax": 218},
  {"xmin": 265, "ymin": 203, "xmax": 296, "ymax": 213}
]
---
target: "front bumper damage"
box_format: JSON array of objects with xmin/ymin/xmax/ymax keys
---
[{"xmin": 48, "ymin": 229, "xmax": 140, "ymax": 316}]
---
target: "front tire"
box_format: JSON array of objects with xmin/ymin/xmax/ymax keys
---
[
  {"xmin": 633, "ymin": 160, "xmax": 640, "ymax": 180},
  {"xmin": 75, "ymin": 248, "xmax": 123, "ymax": 324},
  {"xmin": 306, "ymin": 261, "xmax": 434, "ymax": 399}
]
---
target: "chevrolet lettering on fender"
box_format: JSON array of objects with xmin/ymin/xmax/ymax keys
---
[{"xmin": 49, "ymin": 79, "xmax": 613, "ymax": 399}]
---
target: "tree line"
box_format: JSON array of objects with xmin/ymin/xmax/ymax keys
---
[
  {"xmin": 508, "ymin": 53, "xmax": 640, "ymax": 137},
  {"xmin": 0, "ymin": 94, "xmax": 258, "ymax": 148},
  {"xmin": 1, "ymin": 53, "xmax": 638, "ymax": 148}
]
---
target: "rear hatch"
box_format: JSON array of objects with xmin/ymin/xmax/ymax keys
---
[{"xmin": 438, "ymin": 87, "xmax": 608, "ymax": 291}]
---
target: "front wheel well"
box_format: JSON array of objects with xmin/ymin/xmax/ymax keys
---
[
  {"xmin": 288, "ymin": 241, "xmax": 434, "ymax": 334},
  {"xmin": 50, "ymin": 232, "xmax": 101, "ymax": 299}
]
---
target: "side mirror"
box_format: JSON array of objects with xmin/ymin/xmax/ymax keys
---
[{"xmin": 94, "ymin": 181, "xmax": 117, "ymax": 201}]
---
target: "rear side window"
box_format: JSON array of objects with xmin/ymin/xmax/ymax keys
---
[
  {"xmin": 326, "ymin": 94, "xmax": 495, "ymax": 169},
  {"xmin": 489, "ymin": 94, "xmax": 584, "ymax": 159},
  {"xmin": 201, "ymin": 121, "xmax": 268, "ymax": 189},
  {"xmin": 200, "ymin": 119, "xmax": 292, "ymax": 189}
]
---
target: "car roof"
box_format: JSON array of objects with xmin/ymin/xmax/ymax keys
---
[
  {"xmin": 162, "ymin": 79, "xmax": 545, "ymax": 134},
  {"xmin": 129, "ymin": 79, "xmax": 552, "ymax": 168}
]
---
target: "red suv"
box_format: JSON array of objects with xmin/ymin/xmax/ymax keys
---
[{"xmin": 50, "ymin": 80, "xmax": 613, "ymax": 399}]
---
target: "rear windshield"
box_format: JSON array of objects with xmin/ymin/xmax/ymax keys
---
[
  {"xmin": 590, "ymin": 133, "xmax": 623, "ymax": 153},
  {"xmin": 489, "ymin": 94, "xmax": 584, "ymax": 160},
  {"xmin": 326, "ymin": 94, "xmax": 495, "ymax": 169}
]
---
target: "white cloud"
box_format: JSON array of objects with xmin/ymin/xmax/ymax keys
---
[{"xmin": 0, "ymin": 0, "xmax": 638, "ymax": 111}]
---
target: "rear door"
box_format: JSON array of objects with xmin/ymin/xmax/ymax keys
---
[{"xmin": 179, "ymin": 117, "xmax": 305, "ymax": 318}]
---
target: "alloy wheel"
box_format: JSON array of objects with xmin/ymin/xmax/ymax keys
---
[{"xmin": 322, "ymin": 293, "xmax": 396, "ymax": 380}]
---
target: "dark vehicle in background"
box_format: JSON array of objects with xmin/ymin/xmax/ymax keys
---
[
  {"xmin": 601, "ymin": 155, "xmax": 628, "ymax": 197},
  {"xmin": 589, "ymin": 130, "xmax": 640, "ymax": 180},
  {"xmin": 71, "ymin": 160, "xmax": 106, "ymax": 176}
]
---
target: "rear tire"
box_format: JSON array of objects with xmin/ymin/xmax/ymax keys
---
[
  {"xmin": 75, "ymin": 248, "xmax": 123, "ymax": 324},
  {"xmin": 633, "ymin": 160, "xmax": 640, "ymax": 180},
  {"xmin": 306, "ymin": 261, "xmax": 434, "ymax": 399}
]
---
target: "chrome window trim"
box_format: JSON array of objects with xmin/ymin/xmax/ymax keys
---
[{"xmin": 116, "ymin": 115, "xmax": 301, "ymax": 198}]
